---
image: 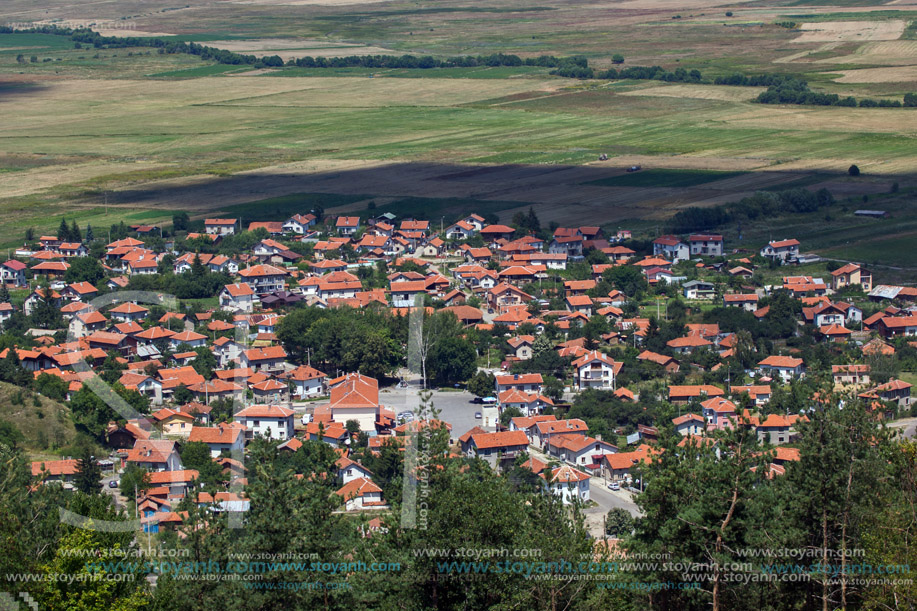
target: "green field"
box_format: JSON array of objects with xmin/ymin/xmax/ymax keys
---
[
  {"xmin": 0, "ymin": 0, "xmax": 914, "ymax": 261},
  {"xmin": 586, "ymin": 169, "xmax": 748, "ymax": 188}
]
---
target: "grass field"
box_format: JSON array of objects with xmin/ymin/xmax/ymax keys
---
[{"xmin": 0, "ymin": 0, "xmax": 914, "ymax": 262}]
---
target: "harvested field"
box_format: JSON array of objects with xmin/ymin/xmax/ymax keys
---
[
  {"xmin": 831, "ymin": 65, "xmax": 917, "ymax": 81},
  {"xmin": 203, "ymin": 38, "xmax": 395, "ymax": 58},
  {"xmin": 619, "ymin": 83, "xmax": 765, "ymax": 102},
  {"xmin": 226, "ymin": 0, "xmax": 392, "ymax": 5},
  {"xmin": 813, "ymin": 40, "xmax": 917, "ymax": 65},
  {"xmin": 792, "ymin": 20, "xmax": 906, "ymax": 43},
  {"xmin": 774, "ymin": 42, "xmax": 844, "ymax": 63},
  {"xmin": 210, "ymin": 77, "xmax": 562, "ymax": 107},
  {"xmin": 722, "ymin": 104, "xmax": 917, "ymax": 134}
]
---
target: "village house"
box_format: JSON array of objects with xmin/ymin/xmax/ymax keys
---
[
  {"xmin": 756, "ymin": 414, "xmax": 801, "ymax": 445},
  {"xmin": 672, "ymin": 413, "xmax": 705, "ymax": 436},
  {"xmin": 572, "ymin": 350, "xmax": 622, "ymax": 391},
  {"xmin": 205, "ymin": 218, "xmax": 237, "ymax": 236},
  {"xmin": 336, "ymin": 477, "xmax": 385, "ymax": 511},
  {"xmin": 335, "ymin": 216, "xmax": 361, "ymax": 236},
  {"xmin": 723, "ymin": 293, "xmax": 759, "ymax": 312},
  {"xmin": 757, "ymin": 356, "xmax": 805, "ymax": 382},
  {"xmin": 498, "ymin": 389, "xmax": 553, "ymax": 417},
  {"xmin": 464, "ymin": 430, "xmax": 530, "ymax": 462},
  {"xmin": 652, "ymin": 236, "xmax": 689, "ymax": 263},
  {"xmin": 832, "ymin": 364, "xmax": 870, "ymax": 388},
  {"xmin": 540, "ymin": 465, "xmax": 591, "ymax": 504},
  {"xmin": 830, "ymin": 263, "xmax": 872, "ymax": 292},
  {"xmin": 545, "ymin": 434, "xmax": 617, "ymax": 469},
  {"xmin": 495, "ymin": 373, "xmax": 544, "ymax": 395},
  {"xmin": 688, "ymin": 234, "xmax": 724, "ymax": 257},
  {"xmin": 188, "ymin": 423, "xmax": 246, "ymax": 457},
  {"xmin": 760, "ymin": 239, "xmax": 800, "ymax": 264},
  {"xmin": 235, "ymin": 405, "xmax": 294, "ymax": 440},
  {"xmin": 682, "ymin": 280, "xmax": 715, "ymax": 300},
  {"xmin": 282, "ymin": 214, "xmax": 317, "ymax": 234}
]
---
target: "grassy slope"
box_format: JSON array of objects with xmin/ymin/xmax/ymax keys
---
[{"xmin": 0, "ymin": 381, "xmax": 77, "ymax": 454}]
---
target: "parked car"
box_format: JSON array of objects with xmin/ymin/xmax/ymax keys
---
[
  {"xmin": 608, "ymin": 482, "xmax": 620, "ymax": 491},
  {"xmin": 397, "ymin": 411, "xmax": 414, "ymax": 423},
  {"xmin": 471, "ymin": 396, "xmax": 484, "ymax": 404},
  {"xmin": 474, "ymin": 412, "xmax": 482, "ymax": 419},
  {"xmin": 108, "ymin": 480, "xmax": 119, "ymax": 489}
]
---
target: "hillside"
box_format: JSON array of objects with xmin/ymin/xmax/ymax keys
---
[{"xmin": 0, "ymin": 381, "xmax": 77, "ymax": 455}]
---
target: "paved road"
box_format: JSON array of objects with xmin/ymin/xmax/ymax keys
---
[
  {"xmin": 381, "ymin": 387, "xmax": 494, "ymax": 439},
  {"xmin": 888, "ymin": 416, "xmax": 917, "ymax": 439}
]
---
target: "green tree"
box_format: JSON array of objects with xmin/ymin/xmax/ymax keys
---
[
  {"xmin": 0, "ymin": 420, "xmax": 24, "ymax": 449},
  {"xmin": 64, "ymin": 256, "xmax": 105, "ymax": 284},
  {"xmin": 467, "ymin": 370, "xmax": 496, "ymax": 397},
  {"xmin": 173, "ymin": 384, "xmax": 194, "ymax": 405},
  {"xmin": 180, "ymin": 441, "xmax": 224, "ymax": 488},
  {"xmin": 0, "ymin": 284, "xmax": 10, "ymax": 304},
  {"xmin": 777, "ymin": 395, "xmax": 891, "ymax": 609},
  {"xmin": 848, "ymin": 164, "xmax": 860, "ymax": 176},
  {"xmin": 74, "ymin": 447, "xmax": 102, "ymax": 495},
  {"xmin": 499, "ymin": 405, "xmax": 524, "ymax": 426},
  {"xmin": 118, "ymin": 464, "xmax": 150, "ymax": 497},
  {"xmin": 172, "ymin": 211, "xmax": 190, "ymax": 232},
  {"xmin": 631, "ymin": 424, "xmax": 772, "ymax": 610},
  {"xmin": 69, "ymin": 220, "xmax": 82, "ymax": 242},
  {"xmin": 605, "ymin": 507, "xmax": 634, "ymax": 537},
  {"xmin": 37, "ymin": 528, "xmax": 149, "ymax": 611},
  {"xmin": 428, "ymin": 336, "xmax": 477, "ymax": 386},
  {"xmin": 35, "ymin": 372, "xmax": 69, "ymax": 401},
  {"xmin": 57, "ymin": 217, "xmax": 70, "ymax": 241},
  {"xmin": 191, "ymin": 345, "xmax": 217, "ymax": 379},
  {"xmin": 85, "ymin": 224, "xmax": 94, "ymax": 243}
]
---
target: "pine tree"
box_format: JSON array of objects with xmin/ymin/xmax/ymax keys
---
[
  {"xmin": 85, "ymin": 224, "xmax": 94, "ymax": 243},
  {"xmin": 69, "ymin": 220, "xmax": 81, "ymax": 243},
  {"xmin": 57, "ymin": 218, "xmax": 70, "ymax": 241},
  {"xmin": 74, "ymin": 448, "xmax": 102, "ymax": 495},
  {"xmin": 0, "ymin": 284, "xmax": 10, "ymax": 304}
]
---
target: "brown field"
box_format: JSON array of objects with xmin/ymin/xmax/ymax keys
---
[
  {"xmin": 619, "ymin": 84, "xmax": 765, "ymax": 102},
  {"xmin": 793, "ymin": 21, "xmax": 907, "ymax": 44},
  {"xmin": 832, "ymin": 65, "xmax": 917, "ymax": 82},
  {"xmin": 203, "ymin": 38, "xmax": 395, "ymax": 58},
  {"xmin": 774, "ymin": 43, "xmax": 844, "ymax": 64},
  {"xmin": 813, "ymin": 41, "xmax": 917, "ymax": 66}
]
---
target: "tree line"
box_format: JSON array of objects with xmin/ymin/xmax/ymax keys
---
[
  {"xmin": 667, "ymin": 187, "xmax": 835, "ymax": 234},
  {"xmin": 754, "ymin": 77, "xmax": 907, "ymax": 108}
]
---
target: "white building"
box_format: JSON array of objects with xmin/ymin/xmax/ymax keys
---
[
  {"xmin": 235, "ymin": 405, "xmax": 295, "ymax": 440},
  {"xmin": 541, "ymin": 465, "xmax": 590, "ymax": 504},
  {"xmin": 572, "ymin": 350, "xmax": 622, "ymax": 391}
]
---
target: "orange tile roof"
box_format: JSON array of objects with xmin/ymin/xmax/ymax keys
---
[{"xmin": 470, "ymin": 430, "xmax": 530, "ymax": 450}]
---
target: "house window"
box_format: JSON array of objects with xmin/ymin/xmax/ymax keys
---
[{"xmin": 253, "ymin": 421, "xmax": 260, "ymax": 427}]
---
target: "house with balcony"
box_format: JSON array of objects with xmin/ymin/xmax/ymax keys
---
[
  {"xmin": 652, "ymin": 236, "xmax": 689, "ymax": 263},
  {"xmin": 572, "ymin": 351, "xmax": 622, "ymax": 391},
  {"xmin": 234, "ymin": 405, "xmax": 294, "ymax": 440},
  {"xmin": 688, "ymin": 234, "xmax": 724, "ymax": 257},
  {"xmin": 760, "ymin": 239, "xmax": 799, "ymax": 264}
]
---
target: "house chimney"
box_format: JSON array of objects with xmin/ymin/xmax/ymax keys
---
[{"xmin": 596, "ymin": 434, "xmax": 602, "ymax": 442}]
